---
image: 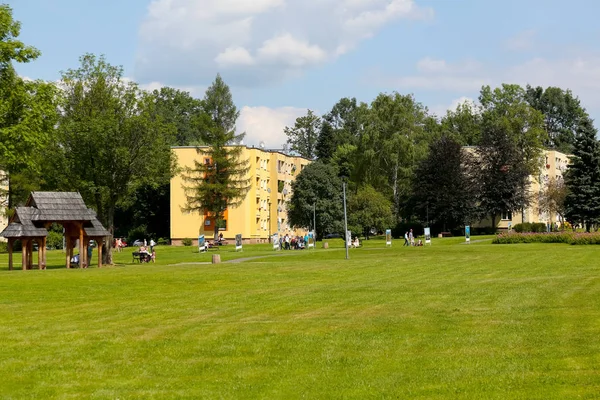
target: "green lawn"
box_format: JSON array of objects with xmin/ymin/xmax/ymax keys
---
[{"xmin": 0, "ymin": 238, "xmax": 598, "ymax": 399}]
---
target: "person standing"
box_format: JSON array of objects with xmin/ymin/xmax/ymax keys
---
[
  {"xmin": 404, "ymin": 231, "xmax": 409, "ymax": 246},
  {"xmin": 150, "ymin": 239, "xmax": 156, "ymax": 252},
  {"xmin": 409, "ymin": 229, "xmax": 414, "ymax": 246}
]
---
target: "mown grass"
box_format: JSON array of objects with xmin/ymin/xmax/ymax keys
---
[{"xmin": 0, "ymin": 237, "xmax": 598, "ymax": 399}]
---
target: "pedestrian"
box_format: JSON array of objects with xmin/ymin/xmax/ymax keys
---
[
  {"xmin": 150, "ymin": 238, "xmax": 156, "ymax": 252},
  {"xmin": 409, "ymin": 229, "xmax": 414, "ymax": 246},
  {"xmin": 404, "ymin": 231, "xmax": 409, "ymax": 246}
]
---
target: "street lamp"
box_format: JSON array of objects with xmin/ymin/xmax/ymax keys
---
[{"xmin": 267, "ymin": 188, "xmax": 271, "ymax": 242}]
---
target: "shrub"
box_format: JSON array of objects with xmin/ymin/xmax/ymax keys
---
[
  {"xmin": 127, "ymin": 225, "xmax": 148, "ymax": 246},
  {"xmin": 0, "ymin": 241, "xmax": 7, "ymax": 253},
  {"xmin": 182, "ymin": 238, "xmax": 193, "ymax": 246},
  {"xmin": 46, "ymin": 231, "xmax": 63, "ymax": 250},
  {"xmin": 157, "ymin": 237, "xmax": 170, "ymax": 246},
  {"xmin": 492, "ymin": 231, "xmax": 600, "ymax": 245}
]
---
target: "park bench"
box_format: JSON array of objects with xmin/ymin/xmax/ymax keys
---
[
  {"xmin": 440, "ymin": 232, "xmax": 453, "ymax": 237},
  {"xmin": 132, "ymin": 252, "xmax": 151, "ymax": 263}
]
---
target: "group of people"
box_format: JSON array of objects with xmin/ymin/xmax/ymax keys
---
[
  {"xmin": 280, "ymin": 233, "xmax": 310, "ymax": 250},
  {"xmin": 138, "ymin": 244, "xmax": 156, "ymax": 263},
  {"xmin": 403, "ymin": 229, "xmax": 423, "ymax": 247}
]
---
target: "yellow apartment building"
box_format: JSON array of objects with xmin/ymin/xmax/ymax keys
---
[
  {"xmin": 170, "ymin": 146, "xmax": 312, "ymax": 245},
  {"xmin": 475, "ymin": 149, "xmax": 569, "ymax": 230}
]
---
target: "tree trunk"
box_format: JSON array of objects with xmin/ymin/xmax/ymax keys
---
[
  {"xmin": 491, "ymin": 214, "xmax": 497, "ymax": 232},
  {"xmin": 103, "ymin": 204, "xmax": 115, "ymax": 265},
  {"xmin": 392, "ymin": 162, "xmax": 399, "ymax": 217}
]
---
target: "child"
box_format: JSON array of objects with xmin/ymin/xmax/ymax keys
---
[{"xmin": 151, "ymin": 250, "xmax": 156, "ymax": 263}]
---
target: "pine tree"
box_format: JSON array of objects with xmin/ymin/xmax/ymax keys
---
[
  {"xmin": 564, "ymin": 117, "xmax": 600, "ymax": 231},
  {"xmin": 182, "ymin": 74, "xmax": 250, "ymax": 240}
]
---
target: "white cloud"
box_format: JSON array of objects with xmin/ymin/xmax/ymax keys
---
[
  {"xmin": 215, "ymin": 47, "xmax": 255, "ymax": 67},
  {"xmin": 237, "ymin": 106, "xmax": 310, "ymax": 147},
  {"xmin": 429, "ymin": 96, "xmax": 477, "ymax": 118},
  {"xmin": 136, "ymin": 0, "xmax": 433, "ymax": 87}
]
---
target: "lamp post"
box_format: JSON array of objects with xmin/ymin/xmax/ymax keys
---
[
  {"xmin": 343, "ymin": 181, "xmax": 349, "ymax": 260},
  {"xmin": 267, "ymin": 188, "xmax": 271, "ymax": 242},
  {"xmin": 313, "ymin": 202, "xmax": 316, "ymax": 238}
]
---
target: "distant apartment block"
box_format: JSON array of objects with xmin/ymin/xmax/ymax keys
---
[{"xmin": 170, "ymin": 146, "xmax": 311, "ymax": 245}]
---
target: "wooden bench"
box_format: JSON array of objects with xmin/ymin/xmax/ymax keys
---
[
  {"xmin": 440, "ymin": 232, "xmax": 453, "ymax": 237},
  {"xmin": 132, "ymin": 252, "xmax": 151, "ymax": 263}
]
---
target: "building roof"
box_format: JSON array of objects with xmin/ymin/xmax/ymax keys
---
[
  {"xmin": 0, "ymin": 192, "xmax": 110, "ymax": 239},
  {"xmin": 1, "ymin": 207, "xmax": 48, "ymax": 238},
  {"xmin": 28, "ymin": 191, "xmax": 96, "ymax": 221}
]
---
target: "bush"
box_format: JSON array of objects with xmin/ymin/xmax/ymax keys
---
[
  {"xmin": 513, "ymin": 222, "xmax": 548, "ymax": 233},
  {"xmin": 46, "ymin": 231, "xmax": 63, "ymax": 250},
  {"xmin": 0, "ymin": 241, "xmax": 7, "ymax": 253},
  {"xmin": 182, "ymin": 238, "xmax": 193, "ymax": 246},
  {"xmin": 491, "ymin": 231, "xmax": 600, "ymax": 245},
  {"xmin": 127, "ymin": 225, "xmax": 148, "ymax": 247},
  {"xmin": 157, "ymin": 237, "xmax": 170, "ymax": 246}
]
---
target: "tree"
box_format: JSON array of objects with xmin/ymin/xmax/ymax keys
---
[
  {"xmin": 538, "ymin": 177, "xmax": 567, "ymax": 226},
  {"xmin": 287, "ymin": 161, "xmax": 343, "ymax": 239},
  {"xmin": 472, "ymin": 122, "xmax": 531, "ymax": 228},
  {"xmin": 0, "ymin": 4, "xmax": 58, "ymax": 208},
  {"xmin": 525, "ymin": 85, "xmax": 587, "ymax": 154},
  {"xmin": 316, "ymin": 97, "xmax": 361, "ymax": 161},
  {"xmin": 441, "ymin": 101, "xmax": 482, "ymax": 145},
  {"xmin": 410, "ymin": 135, "xmax": 476, "ymax": 231},
  {"xmin": 151, "ymin": 86, "xmax": 205, "ymax": 146},
  {"xmin": 182, "ymin": 74, "xmax": 250, "ymax": 240},
  {"xmin": 355, "ymin": 93, "xmax": 431, "ymax": 218},
  {"xmin": 285, "ymin": 109, "xmax": 320, "ymax": 159},
  {"xmin": 478, "ymin": 84, "xmax": 547, "ymax": 223},
  {"xmin": 348, "ymin": 185, "xmax": 393, "ymax": 239},
  {"xmin": 564, "ymin": 117, "xmax": 600, "ymax": 231},
  {"xmin": 58, "ymin": 54, "xmax": 175, "ymax": 263}
]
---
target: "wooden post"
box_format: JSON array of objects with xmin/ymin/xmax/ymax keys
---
[
  {"xmin": 66, "ymin": 235, "xmax": 71, "ymax": 269},
  {"xmin": 42, "ymin": 237, "xmax": 47, "ymax": 269},
  {"xmin": 37, "ymin": 238, "xmax": 42, "ymax": 270},
  {"xmin": 27, "ymin": 239, "xmax": 33, "ymax": 270},
  {"xmin": 79, "ymin": 225, "xmax": 84, "ymax": 269},
  {"xmin": 83, "ymin": 240, "xmax": 88, "ymax": 269},
  {"xmin": 97, "ymin": 238, "xmax": 103, "ymax": 268},
  {"xmin": 8, "ymin": 239, "xmax": 13, "ymax": 271},
  {"xmin": 21, "ymin": 239, "xmax": 27, "ymax": 271}
]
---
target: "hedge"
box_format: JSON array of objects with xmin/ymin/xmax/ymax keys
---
[{"xmin": 493, "ymin": 231, "xmax": 600, "ymax": 245}]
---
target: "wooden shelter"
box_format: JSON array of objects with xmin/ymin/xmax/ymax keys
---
[{"xmin": 0, "ymin": 192, "xmax": 110, "ymax": 270}]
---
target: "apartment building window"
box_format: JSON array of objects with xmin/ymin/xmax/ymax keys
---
[{"xmin": 501, "ymin": 211, "xmax": 512, "ymax": 220}]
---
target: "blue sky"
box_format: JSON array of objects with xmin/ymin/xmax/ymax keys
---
[{"xmin": 11, "ymin": 0, "xmax": 600, "ymax": 146}]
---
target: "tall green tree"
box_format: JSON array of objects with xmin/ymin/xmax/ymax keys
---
[
  {"xmin": 284, "ymin": 109, "xmax": 320, "ymax": 159},
  {"xmin": 348, "ymin": 185, "xmax": 393, "ymax": 240},
  {"xmin": 410, "ymin": 135, "xmax": 476, "ymax": 231},
  {"xmin": 182, "ymin": 74, "xmax": 250, "ymax": 240},
  {"xmin": 478, "ymin": 84, "xmax": 547, "ymax": 223},
  {"xmin": 441, "ymin": 101, "xmax": 482, "ymax": 145},
  {"xmin": 525, "ymin": 85, "xmax": 587, "ymax": 154},
  {"xmin": 355, "ymin": 93, "xmax": 431, "ymax": 218},
  {"xmin": 316, "ymin": 97, "xmax": 361, "ymax": 161},
  {"xmin": 287, "ymin": 161, "xmax": 343, "ymax": 240},
  {"xmin": 564, "ymin": 117, "xmax": 600, "ymax": 231},
  {"xmin": 151, "ymin": 86, "xmax": 205, "ymax": 146},
  {"xmin": 0, "ymin": 4, "xmax": 58, "ymax": 208},
  {"xmin": 58, "ymin": 54, "xmax": 175, "ymax": 263},
  {"xmin": 471, "ymin": 122, "xmax": 531, "ymax": 228}
]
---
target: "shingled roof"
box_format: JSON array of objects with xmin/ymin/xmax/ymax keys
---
[
  {"xmin": 1, "ymin": 207, "xmax": 48, "ymax": 238},
  {"xmin": 27, "ymin": 192, "xmax": 96, "ymax": 221},
  {"xmin": 0, "ymin": 192, "xmax": 110, "ymax": 239}
]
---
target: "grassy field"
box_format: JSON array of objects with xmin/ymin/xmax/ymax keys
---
[{"xmin": 0, "ymin": 237, "xmax": 599, "ymax": 398}]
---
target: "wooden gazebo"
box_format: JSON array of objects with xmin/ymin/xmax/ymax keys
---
[{"xmin": 0, "ymin": 192, "xmax": 110, "ymax": 270}]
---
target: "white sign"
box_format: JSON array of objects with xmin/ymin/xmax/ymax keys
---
[
  {"xmin": 272, "ymin": 234, "xmax": 280, "ymax": 250},
  {"xmin": 346, "ymin": 230, "xmax": 352, "ymax": 248},
  {"xmin": 424, "ymin": 227, "xmax": 431, "ymax": 244},
  {"xmin": 385, "ymin": 229, "xmax": 392, "ymax": 246}
]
